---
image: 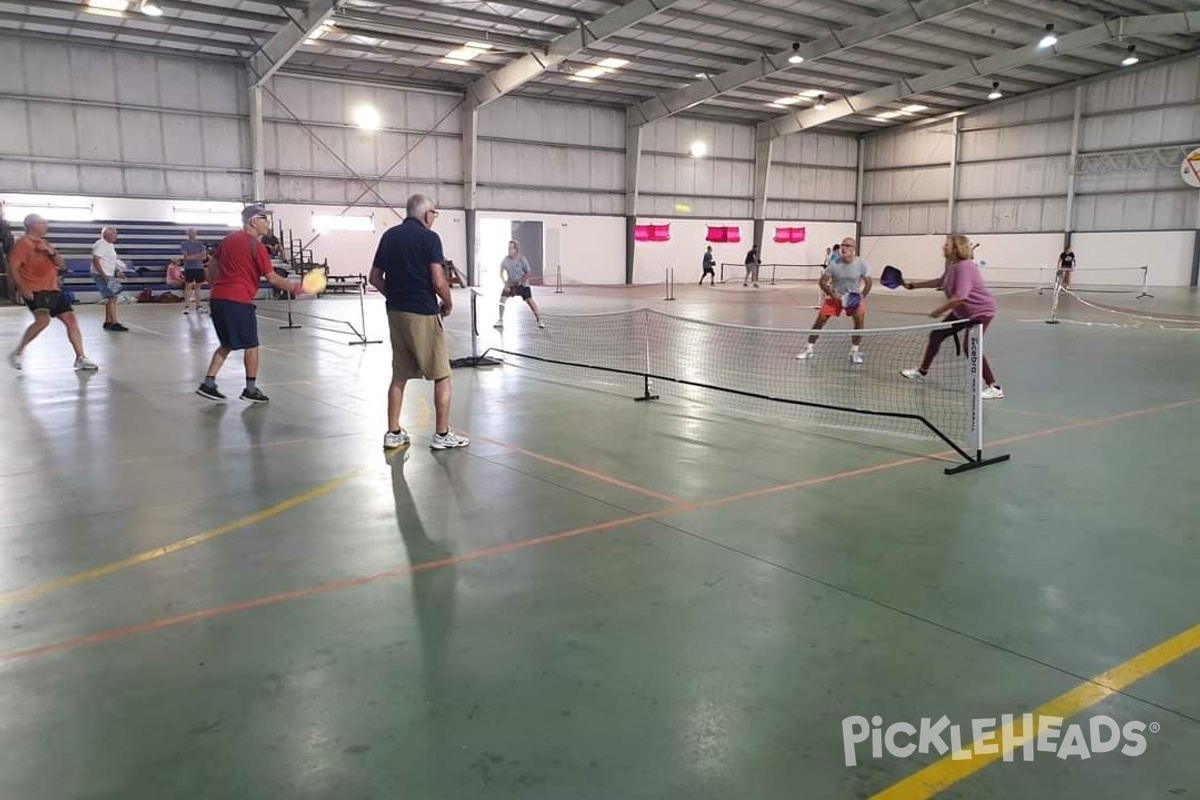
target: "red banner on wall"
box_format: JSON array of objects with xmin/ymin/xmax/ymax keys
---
[{"xmin": 773, "ymin": 226, "xmax": 807, "ymax": 243}]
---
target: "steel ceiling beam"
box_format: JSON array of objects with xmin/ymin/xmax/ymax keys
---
[
  {"xmin": 466, "ymin": 0, "xmax": 683, "ymax": 107},
  {"xmin": 628, "ymin": 0, "xmax": 982, "ymax": 126},
  {"xmin": 248, "ymin": 0, "xmax": 338, "ymax": 86},
  {"xmin": 764, "ymin": 11, "xmax": 1200, "ymax": 140}
]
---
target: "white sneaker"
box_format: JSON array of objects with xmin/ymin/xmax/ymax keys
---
[
  {"xmin": 198, "ymin": 305, "xmax": 209, "ymax": 315},
  {"xmin": 900, "ymin": 368, "xmax": 925, "ymax": 382},
  {"xmin": 849, "ymin": 350, "xmax": 863, "ymax": 364},
  {"xmin": 538, "ymin": 321, "xmax": 546, "ymax": 329},
  {"xmin": 493, "ymin": 321, "xmax": 503, "ymax": 329},
  {"xmin": 182, "ymin": 307, "xmax": 190, "ymax": 315},
  {"xmin": 430, "ymin": 429, "xmax": 470, "ymax": 449},
  {"xmin": 981, "ymin": 384, "xmax": 1005, "ymax": 400},
  {"xmin": 383, "ymin": 429, "xmax": 411, "ymax": 449},
  {"xmin": 74, "ymin": 356, "xmax": 99, "ymax": 371},
  {"xmin": 795, "ymin": 347, "xmax": 815, "ymax": 360},
  {"xmin": 8, "ymin": 352, "xmax": 21, "ymax": 371}
]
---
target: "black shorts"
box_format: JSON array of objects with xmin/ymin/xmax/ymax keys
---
[
  {"xmin": 209, "ymin": 299, "xmax": 259, "ymax": 350},
  {"xmin": 504, "ymin": 284, "xmax": 532, "ymax": 300},
  {"xmin": 26, "ymin": 290, "xmax": 73, "ymax": 318},
  {"xmin": 184, "ymin": 268, "xmax": 206, "ymax": 284},
  {"xmin": 702, "ymin": 266, "xmax": 715, "ymax": 274}
]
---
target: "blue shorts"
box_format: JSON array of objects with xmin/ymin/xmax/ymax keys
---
[
  {"xmin": 209, "ymin": 299, "xmax": 259, "ymax": 350},
  {"xmin": 93, "ymin": 276, "xmax": 121, "ymax": 299}
]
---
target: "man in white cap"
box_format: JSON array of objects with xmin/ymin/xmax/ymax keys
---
[
  {"xmin": 7, "ymin": 214, "xmax": 98, "ymax": 371},
  {"xmin": 195, "ymin": 204, "xmax": 302, "ymax": 403}
]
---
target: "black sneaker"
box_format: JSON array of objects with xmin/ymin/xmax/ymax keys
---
[
  {"xmin": 196, "ymin": 384, "xmax": 226, "ymax": 401},
  {"xmin": 240, "ymin": 387, "xmax": 270, "ymax": 404},
  {"xmin": 104, "ymin": 323, "xmax": 129, "ymax": 332}
]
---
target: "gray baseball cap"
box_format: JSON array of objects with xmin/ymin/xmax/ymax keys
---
[{"xmin": 241, "ymin": 204, "xmax": 269, "ymax": 225}]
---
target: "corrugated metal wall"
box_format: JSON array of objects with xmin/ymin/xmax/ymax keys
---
[
  {"xmin": 862, "ymin": 56, "xmax": 1199, "ymax": 236},
  {"xmin": 769, "ymin": 131, "xmax": 858, "ymax": 222},
  {"xmin": 638, "ymin": 117, "xmax": 755, "ymax": 218},
  {"xmin": 263, "ymin": 76, "xmax": 464, "ymax": 209},
  {"xmin": 0, "ymin": 35, "xmax": 250, "ymax": 200},
  {"xmin": 477, "ymin": 97, "xmax": 624, "ymax": 215}
]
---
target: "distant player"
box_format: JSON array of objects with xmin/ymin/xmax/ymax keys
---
[
  {"xmin": 795, "ymin": 237, "xmax": 871, "ymax": 364},
  {"xmin": 700, "ymin": 245, "xmax": 715, "ymax": 285},
  {"xmin": 1057, "ymin": 246, "xmax": 1075, "ymax": 288},
  {"xmin": 901, "ymin": 234, "xmax": 1003, "ymax": 399},
  {"xmin": 743, "ymin": 246, "xmax": 760, "ymax": 287},
  {"xmin": 494, "ymin": 240, "xmax": 544, "ymax": 329}
]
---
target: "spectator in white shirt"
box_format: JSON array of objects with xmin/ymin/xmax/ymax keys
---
[{"xmin": 91, "ymin": 226, "xmax": 128, "ymax": 332}]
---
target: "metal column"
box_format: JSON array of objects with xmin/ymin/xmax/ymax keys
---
[
  {"xmin": 462, "ymin": 99, "xmax": 479, "ymax": 287},
  {"xmin": 1064, "ymin": 86, "xmax": 1083, "ymax": 248},
  {"xmin": 624, "ymin": 110, "xmax": 643, "ymax": 285},
  {"xmin": 946, "ymin": 116, "xmax": 960, "ymax": 234},
  {"xmin": 250, "ymin": 83, "xmax": 265, "ymax": 202},
  {"xmin": 752, "ymin": 124, "xmax": 773, "ymax": 254}
]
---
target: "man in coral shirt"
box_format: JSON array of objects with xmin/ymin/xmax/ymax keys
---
[
  {"xmin": 195, "ymin": 204, "xmax": 301, "ymax": 403},
  {"xmin": 7, "ymin": 214, "xmax": 98, "ymax": 372}
]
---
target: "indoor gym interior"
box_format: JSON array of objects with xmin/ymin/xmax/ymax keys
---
[{"xmin": 2, "ymin": 1, "xmax": 1200, "ymax": 799}]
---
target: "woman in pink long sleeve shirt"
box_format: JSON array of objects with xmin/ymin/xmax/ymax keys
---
[{"xmin": 901, "ymin": 235, "xmax": 1004, "ymax": 399}]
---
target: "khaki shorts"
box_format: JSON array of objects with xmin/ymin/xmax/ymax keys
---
[{"xmin": 388, "ymin": 311, "xmax": 451, "ymax": 382}]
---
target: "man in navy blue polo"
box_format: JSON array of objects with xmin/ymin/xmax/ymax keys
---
[{"xmin": 369, "ymin": 194, "xmax": 469, "ymax": 451}]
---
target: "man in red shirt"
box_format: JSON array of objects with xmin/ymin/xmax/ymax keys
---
[
  {"xmin": 7, "ymin": 214, "xmax": 98, "ymax": 372},
  {"xmin": 196, "ymin": 204, "xmax": 301, "ymax": 403}
]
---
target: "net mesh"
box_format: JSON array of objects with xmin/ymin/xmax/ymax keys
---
[
  {"xmin": 982, "ymin": 266, "xmax": 1149, "ymax": 295},
  {"xmin": 487, "ymin": 309, "xmax": 981, "ymax": 458}
]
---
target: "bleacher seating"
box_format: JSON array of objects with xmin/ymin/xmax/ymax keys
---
[{"xmin": 46, "ymin": 219, "xmax": 236, "ymax": 300}]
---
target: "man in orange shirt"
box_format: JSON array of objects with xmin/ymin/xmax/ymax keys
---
[{"xmin": 7, "ymin": 214, "xmax": 98, "ymax": 372}]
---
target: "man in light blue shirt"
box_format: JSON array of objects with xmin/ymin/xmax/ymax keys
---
[
  {"xmin": 495, "ymin": 240, "xmax": 544, "ymax": 329},
  {"xmin": 796, "ymin": 237, "xmax": 872, "ymax": 364}
]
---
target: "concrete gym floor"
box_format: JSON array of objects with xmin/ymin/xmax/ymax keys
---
[{"xmin": 1, "ymin": 281, "xmax": 1198, "ymax": 800}]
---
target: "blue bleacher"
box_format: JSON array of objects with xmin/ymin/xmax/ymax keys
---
[{"xmin": 42, "ymin": 219, "xmax": 237, "ymax": 299}]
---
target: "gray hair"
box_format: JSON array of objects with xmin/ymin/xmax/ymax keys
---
[
  {"xmin": 101, "ymin": 226, "xmax": 117, "ymax": 237},
  {"xmin": 406, "ymin": 194, "xmax": 436, "ymax": 219},
  {"xmin": 23, "ymin": 213, "xmax": 45, "ymax": 230}
]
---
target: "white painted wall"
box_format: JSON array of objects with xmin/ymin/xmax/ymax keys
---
[
  {"xmin": 759, "ymin": 221, "xmax": 858, "ymax": 267},
  {"xmin": 860, "ymin": 231, "xmax": 1189, "ymax": 287},
  {"xmin": 476, "ymin": 211, "xmax": 625, "ymax": 286},
  {"xmin": 630, "ymin": 218, "xmax": 747, "ymax": 284}
]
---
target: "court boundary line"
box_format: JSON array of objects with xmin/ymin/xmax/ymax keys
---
[
  {"xmin": 868, "ymin": 622, "xmax": 1200, "ymax": 800},
  {"xmin": 465, "ymin": 431, "xmax": 682, "ymax": 505},
  {"xmin": 0, "ymin": 470, "xmax": 359, "ymax": 608},
  {"xmin": 1, "ymin": 394, "xmax": 1197, "ymax": 665}
]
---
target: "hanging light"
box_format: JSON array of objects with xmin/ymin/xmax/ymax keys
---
[
  {"xmin": 139, "ymin": 0, "xmax": 163, "ymax": 15},
  {"xmin": 1038, "ymin": 23, "xmax": 1057, "ymax": 49},
  {"xmin": 1121, "ymin": 44, "xmax": 1139, "ymax": 66},
  {"xmin": 814, "ymin": 94, "xmax": 827, "ymax": 110},
  {"xmin": 988, "ymin": 81, "xmax": 1002, "ymax": 100},
  {"xmin": 788, "ymin": 42, "xmax": 803, "ymax": 65}
]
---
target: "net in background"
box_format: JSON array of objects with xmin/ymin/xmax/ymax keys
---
[{"xmin": 488, "ymin": 309, "xmax": 984, "ymax": 462}]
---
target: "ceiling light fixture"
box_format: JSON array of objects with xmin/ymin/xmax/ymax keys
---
[
  {"xmin": 788, "ymin": 42, "xmax": 803, "ymax": 65},
  {"xmin": 1121, "ymin": 44, "xmax": 1138, "ymax": 66},
  {"xmin": 138, "ymin": 0, "xmax": 162, "ymax": 15},
  {"xmin": 598, "ymin": 58, "xmax": 628, "ymax": 69},
  {"xmin": 901, "ymin": 104, "xmax": 927, "ymax": 113},
  {"xmin": 689, "ymin": 141, "xmax": 707, "ymax": 158},
  {"xmin": 352, "ymin": 105, "xmax": 382, "ymax": 130},
  {"xmin": 441, "ymin": 42, "xmax": 491, "ymax": 64},
  {"xmin": 1038, "ymin": 23, "xmax": 1057, "ymax": 49},
  {"xmin": 86, "ymin": 0, "xmax": 129, "ymax": 12},
  {"xmin": 774, "ymin": 96, "xmax": 801, "ymax": 106},
  {"xmin": 814, "ymin": 94, "xmax": 827, "ymax": 110},
  {"xmin": 988, "ymin": 81, "xmax": 1002, "ymax": 100}
]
